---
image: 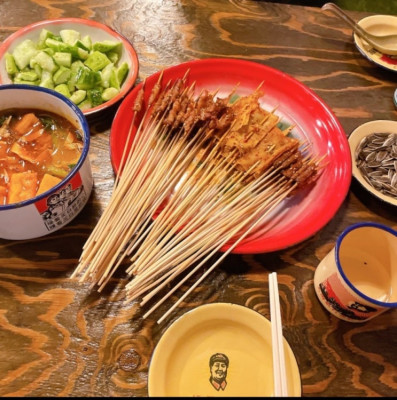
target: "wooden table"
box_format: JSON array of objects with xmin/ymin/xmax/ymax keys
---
[{"xmin": 1, "ymin": 0, "xmax": 396, "ymax": 397}]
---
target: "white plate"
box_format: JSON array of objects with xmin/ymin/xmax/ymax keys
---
[
  {"xmin": 354, "ymin": 15, "xmax": 397, "ymax": 72},
  {"xmin": 148, "ymin": 303, "xmax": 301, "ymax": 397},
  {"xmin": 349, "ymin": 120, "xmax": 397, "ymax": 207}
]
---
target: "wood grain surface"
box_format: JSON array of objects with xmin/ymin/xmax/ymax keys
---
[{"xmin": 0, "ymin": 0, "xmax": 396, "ymax": 397}]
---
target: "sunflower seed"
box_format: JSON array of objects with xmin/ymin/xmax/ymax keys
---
[
  {"xmin": 371, "ymin": 139, "xmax": 387, "ymax": 145},
  {"xmin": 358, "ymin": 136, "xmax": 368, "ymax": 147},
  {"xmin": 361, "ymin": 148, "xmax": 373, "ymax": 155},
  {"xmin": 367, "ymin": 161, "xmax": 382, "ymax": 168},
  {"xmin": 365, "ymin": 152, "xmax": 377, "ymax": 162},
  {"xmin": 367, "ymin": 144, "xmax": 381, "ymax": 151},
  {"xmin": 376, "ymin": 151, "xmax": 388, "ymax": 162},
  {"xmin": 368, "ymin": 170, "xmax": 383, "ymax": 177},
  {"xmin": 362, "ymin": 174, "xmax": 373, "ymax": 186},
  {"xmin": 384, "ymin": 136, "xmax": 396, "ymax": 147},
  {"xmin": 381, "ymin": 159, "xmax": 396, "ymax": 167},
  {"xmin": 355, "ymin": 131, "xmax": 397, "ymax": 200},
  {"xmin": 392, "ymin": 173, "xmax": 397, "ymax": 188},
  {"xmin": 379, "ymin": 167, "xmax": 389, "ymax": 174},
  {"xmin": 375, "ymin": 175, "xmax": 391, "ymax": 183}
]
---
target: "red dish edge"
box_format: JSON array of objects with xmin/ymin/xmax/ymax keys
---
[{"xmin": 110, "ymin": 58, "xmax": 352, "ymax": 254}]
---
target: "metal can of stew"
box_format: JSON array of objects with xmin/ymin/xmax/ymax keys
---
[{"xmin": 0, "ymin": 85, "xmax": 93, "ymax": 240}]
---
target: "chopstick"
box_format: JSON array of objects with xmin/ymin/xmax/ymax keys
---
[{"xmin": 269, "ymin": 272, "xmax": 288, "ymax": 397}]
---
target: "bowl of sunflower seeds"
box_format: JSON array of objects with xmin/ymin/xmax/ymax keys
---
[{"xmin": 349, "ymin": 120, "xmax": 397, "ymax": 207}]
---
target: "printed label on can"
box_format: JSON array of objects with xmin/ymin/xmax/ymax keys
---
[{"xmin": 34, "ymin": 172, "xmax": 87, "ymax": 231}]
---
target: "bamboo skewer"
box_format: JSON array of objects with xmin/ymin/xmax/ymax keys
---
[
  {"xmin": 154, "ymin": 181, "xmax": 297, "ymax": 324},
  {"xmin": 75, "ymin": 110, "xmax": 154, "ymax": 270},
  {"xmin": 126, "ymin": 159, "xmax": 274, "ymax": 279},
  {"xmin": 127, "ymin": 169, "xmax": 292, "ymax": 296},
  {"xmin": 75, "ymin": 80, "xmax": 205, "ymax": 284},
  {"xmin": 93, "ymin": 126, "xmax": 206, "ymax": 284},
  {"xmin": 78, "ymin": 87, "xmax": 159, "ymax": 256},
  {"xmin": 128, "ymin": 138, "xmax": 321, "ymax": 308},
  {"xmin": 96, "ymin": 131, "xmax": 211, "ymax": 290},
  {"xmin": 127, "ymin": 154, "xmax": 301, "ymax": 283},
  {"xmin": 71, "ymin": 72, "xmax": 325, "ymax": 324},
  {"xmin": 126, "ymin": 154, "xmax": 240, "ymax": 275},
  {"xmin": 137, "ymin": 177, "xmax": 292, "ymax": 307},
  {"xmin": 75, "ymin": 117, "xmax": 165, "ymax": 280}
]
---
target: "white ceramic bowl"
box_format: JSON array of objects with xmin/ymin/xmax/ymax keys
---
[
  {"xmin": 0, "ymin": 84, "xmax": 93, "ymax": 240},
  {"xmin": 354, "ymin": 15, "xmax": 397, "ymax": 73},
  {"xmin": 0, "ymin": 18, "xmax": 139, "ymax": 116},
  {"xmin": 349, "ymin": 120, "xmax": 397, "ymax": 207}
]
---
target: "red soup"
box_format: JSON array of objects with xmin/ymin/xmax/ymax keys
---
[{"xmin": 0, "ymin": 109, "xmax": 84, "ymax": 205}]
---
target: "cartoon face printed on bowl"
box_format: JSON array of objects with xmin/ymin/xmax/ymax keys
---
[{"xmin": 209, "ymin": 353, "xmax": 229, "ymax": 391}]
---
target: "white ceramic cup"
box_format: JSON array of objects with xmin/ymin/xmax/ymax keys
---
[
  {"xmin": 314, "ymin": 222, "xmax": 397, "ymax": 322},
  {"xmin": 0, "ymin": 84, "xmax": 93, "ymax": 240}
]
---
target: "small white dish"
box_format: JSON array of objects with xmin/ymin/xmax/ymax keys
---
[
  {"xmin": 354, "ymin": 15, "xmax": 397, "ymax": 72},
  {"xmin": 0, "ymin": 18, "xmax": 139, "ymax": 117},
  {"xmin": 148, "ymin": 303, "xmax": 301, "ymax": 397},
  {"xmin": 349, "ymin": 120, "xmax": 397, "ymax": 207}
]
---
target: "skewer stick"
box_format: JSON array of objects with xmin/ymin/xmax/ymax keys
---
[
  {"xmin": 127, "ymin": 159, "xmax": 274, "ymax": 278},
  {"xmin": 75, "ymin": 105, "xmax": 156, "ymax": 264},
  {"xmin": 135, "ymin": 187, "xmax": 274, "ymax": 303},
  {"xmin": 151, "ymin": 183, "xmax": 296, "ymax": 323},
  {"xmin": 97, "ymin": 132, "xmax": 208, "ymax": 289},
  {"xmin": 76, "ymin": 78, "xmax": 199, "ymax": 282},
  {"xmin": 126, "ymin": 168, "xmax": 272, "ymax": 290},
  {"xmin": 132, "ymin": 174, "xmax": 289, "ymax": 299},
  {"xmin": 75, "ymin": 116, "xmax": 165, "ymax": 273},
  {"xmin": 127, "ymin": 153, "xmax": 239, "ymax": 273},
  {"xmin": 95, "ymin": 106, "xmax": 213, "ymax": 280},
  {"xmin": 128, "ymin": 162, "xmax": 280, "ymax": 278},
  {"xmin": 72, "ymin": 71, "xmax": 325, "ymax": 314},
  {"xmin": 114, "ymin": 80, "xmax": 146, "ymax": 189}
]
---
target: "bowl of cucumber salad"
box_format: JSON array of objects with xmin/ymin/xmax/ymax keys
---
[{"xmin": 0, "ymin": 18, "xmax": 139, "ymax": 116}]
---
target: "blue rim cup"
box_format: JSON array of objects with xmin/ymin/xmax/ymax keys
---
[{"xmin": 314, "ymin": 221, "xmax": 397, "ymax": 322}]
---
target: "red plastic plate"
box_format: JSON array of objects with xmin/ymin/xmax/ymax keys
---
[{"xmin": 110, "ymin": 58, "xmax": 351, "ymax": 254}]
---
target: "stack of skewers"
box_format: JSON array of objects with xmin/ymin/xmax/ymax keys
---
[{"xmin": 72, "ymin": 71, "xmax": 325, "ymax": 322}]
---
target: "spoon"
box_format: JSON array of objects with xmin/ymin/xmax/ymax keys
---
[{"xmin": 322, "ymin": 2, "xmax": 397, "ymax": 56}]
